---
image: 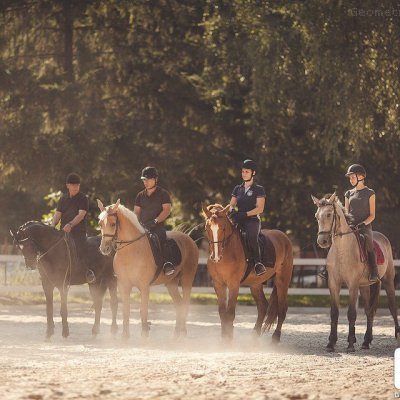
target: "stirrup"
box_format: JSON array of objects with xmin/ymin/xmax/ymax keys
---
[
  {"xmin": 86, "ymin": 269, "xmax": 96, "ymax": 284},
  {"xmin": 163, "ymin": 261, "xmax": 175, "ymax": 276},
  {"xmin": 254, "ymin": 262, "xmax": 267, "ymax": 276}
]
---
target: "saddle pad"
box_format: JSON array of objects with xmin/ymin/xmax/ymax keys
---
[
  {"xmin": 148, "ymin": 233, "xmax": 182, "ymax": 283},
  {"xmin": 373, "ymin": 240, "xmax": 385, "ymax": 265}
]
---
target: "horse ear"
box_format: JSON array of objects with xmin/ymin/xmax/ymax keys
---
[
  {"xmin": 221, "ymin": 204, "xmax": 231, "ymax": 215},
  {"xmin": 97, "ymin": 199, "xmax": 105, "ymax": 211},
  {"xmin": 311, "ymin": 195, "xmax": 320, "ymax": 206},
  {"xmin": 202, "ymin": 203, "xmax": 211, "ymax": 218},
  {"xmin": 111, "ymin": 198, "xmax": 120, "ymax": 212},
  {"xmin": 328, "ymin": 192, "xmax": 337, "ymax": 203},
  {"xmin": 9, "ymin": 229, "xmax": 15, "ymax": 239}
]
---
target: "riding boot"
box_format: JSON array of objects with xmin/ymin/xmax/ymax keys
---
[
  {"xmin": 367, "ymin": 251, "xmax": 380, "ymax": 282},
  {"xmin": 162, "ymin": 242, "xmax": 175, "ymax": 276}
]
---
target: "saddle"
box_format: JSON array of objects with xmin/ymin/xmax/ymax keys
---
[
  {"xmin": 353, "ymin": 230, "xmax": 385, "ymax": 265},
  {"xmin": 147, "ymin": 232, "xmax": 182, "ymax": 283},
  {"xmin": 238, "ymin": 229, "xmax": 276, "ymax": 282}
]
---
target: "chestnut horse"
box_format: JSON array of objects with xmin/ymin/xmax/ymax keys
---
[
  {"xmin": 312, "ymin": 193, "xmax": 399, "ymax": 352},
  {"xmin": 97, "ymin": 200, "xmax": 199, "ymax": 339},
  {"xmin": 202, "ymin": 204, "xmax": 293, "ymax": 342}
]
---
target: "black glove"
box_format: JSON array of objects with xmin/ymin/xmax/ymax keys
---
[
  {"xmin": 356, "ymin": 222, "xmax": 366, "ymax": 230},
  {"xmin": 143, "ymin": 219, "xmax": 157, "ymax": 230},
  {"xmin": 229, "ymin": 210, "xmax": 247, "ymax": 225}
]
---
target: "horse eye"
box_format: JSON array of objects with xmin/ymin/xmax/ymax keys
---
[
  {"xmin": 110, "ymin": 223, "xmax": 116, "ymax": 227},
  {"xmin": 327, "ymin": 213, "xmax": 331, "ymax": 217}
]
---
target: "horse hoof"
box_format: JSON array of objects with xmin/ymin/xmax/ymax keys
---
[
  {"xmin": 92, "ymin": 326, "xmax": 100, "ymax": 336},
  {"xmin": 272, "ymin": 333, "xmax": 281, "ymax": 344},
  {"xmin": 347, "ymin": 345, "xmax": 355, "ymax": 353},
  {"xmin": 326, "ymin": 344, "xmax": 335, "ymax": 352},
  {"xmin": 110, "ymin": 324, "xmax": 118, "ymax": 335},
  {"xmin": 361, "ymin": 342, "xmax": 370, "ymax": 350}
]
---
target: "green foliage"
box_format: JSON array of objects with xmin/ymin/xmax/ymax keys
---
[{"xmin": 1, "ymin": 0, "xmax": 399, "ymax": 254}]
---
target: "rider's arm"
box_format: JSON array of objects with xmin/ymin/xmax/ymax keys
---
[
  {"xmin": 246, "ymin": 197, "xmax": 265, "ymax": 217},
  {"xmin": 229, "ymin": 196, "xmax": 237, "ymax": 211},
  {"xmin": 51, "ymin": 211, "xmax": 62, "ymax": 227},
  {"xmin": 363, "ymin": 194, "xmax": 376, "ymax": 225},
  {"xmin": 63, "ymin": 210, "xmax": 87, "ymax": 232},
  {"xmin": 156, "ymin": 203, "xmax": 171, "ymax": 223},
  {"xmin": 134, "ymin": 205, "xmax": 141, "ymax": 218},
  {"xmin": 344, "ymin": 196, "xmax": 350, "ymax": 214}
]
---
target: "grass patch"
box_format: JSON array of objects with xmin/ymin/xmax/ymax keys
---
[{"xmin": 1, "ymin": 291, "xmax": 398, "ymax": 308}]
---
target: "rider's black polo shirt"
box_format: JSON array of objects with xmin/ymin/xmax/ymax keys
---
[
  {"xmin": 56, "ymin": 192, "xmax": 89, "ymax": 234},
  {"xmin": 135, "ymin": 186, "xmax": 171, "ymax": 224},
  {"xmin": 232, "ymin": 182, "xmax": 266, "ymax": 218}
]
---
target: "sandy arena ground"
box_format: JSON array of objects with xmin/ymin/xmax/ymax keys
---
[{"xmin": 0, "ymin": 302, "xmax": 397, "ymax": 400}]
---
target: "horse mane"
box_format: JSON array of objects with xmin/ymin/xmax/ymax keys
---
[
  {"xmin": 321, "ymin": 194, "xmax": 352, "ymax": 224},
  {"xmin": 117, "ymin": 204, "xmax": 145, "ymax": 233},
  {"xmin": 207, "ymin": 204, "xmax": 224, "ymax": 212}
]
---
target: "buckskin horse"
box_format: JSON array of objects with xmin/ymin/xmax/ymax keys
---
[
  {"xmin": 10, "ymin": 221, "xmax": 118, "ymax": 339},
  {"xmin": 202, "ymin": 204, "xmax": 293, "ymax": 342},
  {"xmin": 97, "ymin": 199, "xmax": 198, "ymax": 339},
  {"xmin": 312, "ymin": 193, "xmax": 399, "ymax": 352}
]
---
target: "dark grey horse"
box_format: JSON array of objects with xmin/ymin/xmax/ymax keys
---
[{"xmin": 10, "ymin": 221, "xmax": 118, "ymax": 340}]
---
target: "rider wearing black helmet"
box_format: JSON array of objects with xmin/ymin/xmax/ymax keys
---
[
  {"xmin": 134, "ymin": 166, "xmax": 175, "ymax": 276},
  {"xmin": 229, "ymin": 160, "xmax": 268, "ymax": 276},
  {"xmin": 319, "ymin": 164, "xmax": 379, "ymax": 282},
  {"xmin": 345, "ymin": 164, "xmax": 379, "ymax": 281},
  {"xmin": 51, "ymin": 173, "xmax": 96, "ymax": 284}
]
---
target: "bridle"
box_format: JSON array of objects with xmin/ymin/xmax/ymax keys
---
[
  {"xmin": 205, "ymin": 214, "xmax": 235, "ymax": 262},
  {"xmin": 100, "ymin": 211, "xmax": 146, "ymax": 251},
  {"xmin": 317, "ymin": 203, "xmax": 354, "ymax": 239}
]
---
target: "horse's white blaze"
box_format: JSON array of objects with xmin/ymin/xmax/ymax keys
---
[
  {"xmin": 211, "ymin": 223, "xmax": 219, "ymax": 261},
  {"xmin": 18, "ymin": 244, "xmax": 24, "ymax": 250}
]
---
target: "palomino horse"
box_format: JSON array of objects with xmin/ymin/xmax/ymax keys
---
[
  {"xmin": 97, "ymin": 200, "xmax": 199, "ymax": 339},
  {"xmin": 312, "ymin": 193, "xmax": 399, "ymax": 352},
  {"xmin": 10, "ymin": 221, "xmax": 118, "ymax": 339},
  {"xmin": 202, "ymin": 204, "xmax": 293, "ymax": 342}
]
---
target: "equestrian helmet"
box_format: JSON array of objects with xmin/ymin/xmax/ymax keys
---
[
  {"xmin": 242, "ymin": 159, "xmax": 257, "ymax": 172},
  {"xmin": 66, "ymin": 173, "xmax": 81, "ymax": 184},
  {"xmin": 141, "ymin": 166, "xmax": 158, "ymax": 180},
  {"xmin": 345, "ymin": 164, "xmax": 366, "ymax": 177}
]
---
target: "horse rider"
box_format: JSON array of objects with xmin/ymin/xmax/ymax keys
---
[
  {"xmin": 229, "ymin": 159, "xmax": 268, "ymax": 276},
  {"xmin": 319, "ymin": 164, "xmax": 379, "ymax": 282},
  {"xmin": 51, "ymin": 173, "xmax": 96, "ymax": 284},
  {"xmin": 134, "ymin": 166, "xmax": 175, "ymax": 276}
]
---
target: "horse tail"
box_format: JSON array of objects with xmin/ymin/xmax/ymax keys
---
[
  {"xmin": 369, "ymin": 280, "xmax": 381, "ymax": 313},
  {"xmin": 263, "ymin": 285, "xmax": 278, "ymax": 331}
]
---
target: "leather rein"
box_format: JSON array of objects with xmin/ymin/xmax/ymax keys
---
[{"xmin": 318, "ymin": 203, "xmax": 355, "ymax": 238}]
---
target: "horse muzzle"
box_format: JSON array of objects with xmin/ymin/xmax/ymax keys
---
[
  {"xmin": 99, "ymin": 239, "xmax": 113, "ymax": 256},
  {"xmin": 317, "ymin": 234, "xmax": 331, "ymax": 248}
]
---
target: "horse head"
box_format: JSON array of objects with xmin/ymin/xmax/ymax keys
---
[
  {"xmin": 312, "ymin": 192, "xmax": 343, "ymax": 248},
  {"xmin": 11, "ymin": 221, "xmax": 49, "ymax": 269},
  {"xmin": 97, "ymin": 199, "xmax": 120, "ymax": 255},
  {"xmin": 202, "ymin": 203, "xmax": 232, "ymax": 262}
]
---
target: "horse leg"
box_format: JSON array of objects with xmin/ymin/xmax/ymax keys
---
[
  {"xmin": 140, "ymin": 286, "xmax": 150, "ymax": 338},
  {"xmin": 346, "ymin": 285, "xmax": 359, "ymax": 353},
  {"xmin": 327, "ymin": 280, "xmax": 340, "ymax": 352},
  {"xmin": 359, "ymin": 286, "xmax": 372, "ymax": 349},
  {"xmin": 250, "ymin": 284, "xmax": 268, "ymax": 336},
  {"xmin": 225, "ymin": 285, "xmax": 240, "ymax": 341},
  {"xmin": 271, "ymin": 271, "xmax": 291, "ymax": 344},
  {"xmin": 59, "ymin": 287, "xmax": 69, "ymax": 338},
  {"xmin": 166, "ymin": 282, "xmax": 185, "ymax": 338},
  {"xmin": 381, "ymin": 272, "xmax": 400, "ymax": 339},
  {"xmin": 214, "ymin": 282, "xmax": 228, "ymax": 339},
  {"xmin": 109, "ymin": 279, "xmax": 118, "ymax": 335},
  {"xmin": 89, "ymin": 283, "xmax": 106, "ymax": 336},
  {"xmin": 42, "ymin": 280, "xmax": 55, "ymax": 340},
  {"xmin": 179, "ymin": 263, "xmax": 196, "ymax": 337},
  {"xmin": 120, "ymin": 284, "xmax": 131, "ymax": 341}
]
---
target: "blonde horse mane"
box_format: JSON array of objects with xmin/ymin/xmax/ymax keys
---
[{"xmin": 117, "ymin": 204, "xmax": 145, "ymax": 233}]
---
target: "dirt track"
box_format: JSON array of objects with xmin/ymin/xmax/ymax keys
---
[{"xmin": 0, "ymin": 302, "xmax": 397, "ymax": 399}]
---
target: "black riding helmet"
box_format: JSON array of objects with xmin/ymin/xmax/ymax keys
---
[
  {"xmin": 66, "ymin": 173, "xmax": 81, "ymax": 184},
  {"xmin": 345, "ymin": 164, "xmax": 366, "ymax": 178},
  {"xmin": 141, "ymin": 166, "xmax": 158, "ymax": 180},
  {"xmin": 242, "ymin": 159, "xmax": 257, "ymax": 172}
]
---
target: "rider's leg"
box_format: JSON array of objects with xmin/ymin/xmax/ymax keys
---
[
  {"xmin": 152, "ymin": 224, "xmax": 175, "ymax": 276},
  {"xmin": 362, "ymin": 225, "xmax": 379, "ymax": 282},
  {"xmin": 72, "ymin": 231, "xmax": 95, "ymax": 284},
  {"xmin": 245, "ymin": 218, "xmax": 267, "ymax": 276}
]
